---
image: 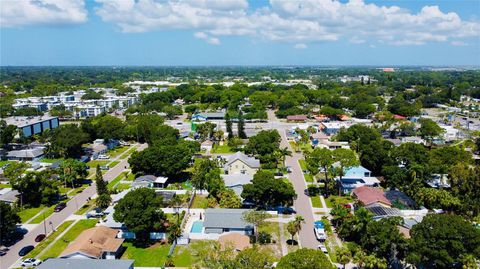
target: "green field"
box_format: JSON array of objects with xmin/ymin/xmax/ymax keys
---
[
  {"xmin": 121, "ymin": 242, "xmax": 170, "ymax": 267},
  {"xmin": 29, "ymin": 204, "xmax": 57, "ymax": 224},
  {"xmin": 115, "ymin": 183, "xmax": 131, "ymax": 191},
  {"xmin": 25, "ymin": 221, "xmax": 74, "ymax": 258},
  {"xmin": 108, "ymin": 172, "xmax": 126, "ymax": 190},
  {"xmin": 191, "ymin": 195, "xmax": 208, "ymax": 209},
  {"xmin": 87, "ymin": 160, "xmax": 109, "ymax": 168},
  {"xmin": 310, "ymin": 196, "xmax": 323, "ymax": 208},
  {"xmin": 0, "ymin": 183, "xmax": 12, "ymax": 188},
  {"xmin": 75, "ymin": 198, "xmax": 96, "ymax": 215},
  {"xmin": 0, "ymin": 160, "xmax": 14, "ymax": 167},
  {"xmin": 120, "ymin": 147, "xmax": 137, "ymax": 159},
  {"xmin": 211, "ymin": 144, "xmax": 233, "ymax": 154},
  {"xmin": 17, "ymin": 206, "xmax": 45, "ymax": 223},
  {"xmin": 39, "ymin": 158, "xmax": 63, "ymax": 164},
  {"xmin": 298, "ymin": 160, "xmax": 314, "ymax": 182},
  {"xmin": 172, "ymin": 240, "xmax": 213, "ymax": 267},
  {"xmin": 108, "ymin": 146, "xmax": 130, "ymax": 158},
  {"xmin": 325, "ymin": 195, "xmax": 354, "ymax": 208},
  {"xmin": 40, "ymin": 219, "xmax": 98, "ymax": 260}
]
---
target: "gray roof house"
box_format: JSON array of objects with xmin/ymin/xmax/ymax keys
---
[
  {"xmin": 224, "ymin": 152, "xmax": 260, "ymax": 176},
  {"xmin": 37, "ymin": 259, "xmax": 133, "ymax": 269},
  {"xmin": 132, "ymin": 175, "xmax": 168, "ymax": 188},
  {"xmin": 203, "ymin": 209, "xmax": 253, "ymax": 235},
  {"xmin": 6, "ymin": 148, "xmax": 44, "ymax": 161},
  {"xmin": 220, "ymin": 173, "xmax": 253, "ymax": 196},
  {"xmin": 0, "ymin": 188, "xmax": 19, "ymax": 205}
]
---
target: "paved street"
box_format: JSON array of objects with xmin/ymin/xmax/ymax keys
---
[
  {"xmin": 266, "ymin": 110, "xmax": 318, "ymax": 249},
  {"xmin": 1, "ymin": 143, "xmax": 147, "ymax": 269}
]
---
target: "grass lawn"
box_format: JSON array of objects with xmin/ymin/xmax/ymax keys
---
[
  {"xmin": 125, "ymin": 173, "xmax": 135, "ymax": 181},
  {"xmin": 108, "ymin": 173, "xmax": 125, "ymax": 190},
  {"xmin": 115, "ymin": 183, "xmax": 131, "ymax": 191},
  {"xmin": 25, "ymin": 221, "xmax": 74, "ymax": 259},
  {"xmin": 29, "ymin": 204, "xmax": 56, "ymax": 224},
  {"xmin": 87, "ymin": 160, "xmax": 109, "ymax": 168},
  {"xmin": 298, "ymin": 160, "xmax": 314, "ymax": 183},
  {"xmin": 172, "ymin": 240, "xmax": 214, "ymax": 267},
  {"xmin": 0, "ymin": 183, "xmax": 12, "ymax": 188},
  {"xmin": 108, "ymin": 146, "xmax": 130, "ymax": 158},
  {"xmin": 40, "ymin": 219, "xmax": 97, "ymax": 260},
  {"xmin": 121, "ymin": 242, "xmax": 170, "ymax": 267},
  {"xmin": 211, "ymin": 144, "xmax": 233, "ymax": 154},
  {"xmin": 75, "ymin": 198, "xmax": 96, "ymax": 215},
  {"xmin": 109, "ymin": 161, "xmax": 120, "ymax": 168},
  {"xmin": 120, "ymin": 147, "xmax": 137, "ymax": 159},
  {"xmin": 298, "ymin": 159, "xmax": 307, "ymax": 170},
  {"xmin": 325, "ymin": 195, "xmax": 354, "ymax": 208},
  {"xmin": 39, "ymin": 158, "xmax": 63, "ymax": 164},
  {"xmin": 0, "ymin": 160, "xmax": 14, "ymax": 166},
  {"xmin": 17, "ymin": 206, "xmax": 45, "ymax": 223},
  {"xmin": 310, "ymin": 196, "xmax": 322, "ymax": 208},
  {"xmin": 191, "ymin": 195, "xmax": 208, "ymax": 209}
]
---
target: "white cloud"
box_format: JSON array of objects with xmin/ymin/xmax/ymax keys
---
[
  {"xmin": 94, "ymin": 0, "xmax": 480, "ymax": 46},
  {"xmin": 294, "ymin": 43, "xmax": 307, "ymax": 49},
  {"xmin": 451, "ymin": 41, "xmax": 468, "ymax": 46},
  {"xmin": 194, "ymin": 31, "xmax": 221, "ymax": 45},
  {"xmin": 0, "ymin": 0, "xmax": 88, "ymax": 28}
]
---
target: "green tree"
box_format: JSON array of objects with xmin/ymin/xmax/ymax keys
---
[
  {"xmin": 415, "ymin": 188, "xmax": 461, "ymax": 211},
  {"xmin": 113, "ymin": 188, "xmax": 167, "ymax": 241},
  {"xmin": 332, "ymin": 148, "xmax": 359, "ymax": 194},
  {"xmin": 196, "ymin": 122, "xmax": 217, "ymax": 141},
  {"xmin": 361, "ymin": 217, "xmax": 408, "ymax": 262},
  {"xmin": 276, "ymin": 147, "xmax": 292, "ymax": 168},
  {"xmin": 407, "ymin": 214, "xmax": 480, "ymax": 268},
  {"xmin": 306, "ymin": 148, "xmax": 334, "ymax": 192},
  {"xmin": 235, "ymin": 246, "xmax": 274, "ymax": 269},
  {"xmin": 167, "ymin": 222, "xmax": 182, "ymax": 244},
  {"xmin": 418, "ymin": 118, "xmax": 444, "ymax": 145},
  {"xmin": 128, "ymin": 141, "xmax": 196, "ymax": 177},
  {"xmin": 218, "ymin": 189, "xmax": 241, "ymax": 208},
  {"xmin": 277, "ymin": 248, "xmax": 335, "ymax": 269},
  {"xmin": 59, "ymin": 159, "xmax": 88, "ymax": 188},
  {"xmin": 241, "ymin": 170, "xmax": 296, "ymax": 207},
  {"xmin": 0, "ymin": 120, "xmax": 17, "ymax": 147},
  {"xmin": 49, "ymin": 124, "xmax": 89, "ymax": 158},
  {"xmin": 96, "ymin": 193, "xmax": 112, "ymax": 210},
  {"xmin": 336, "ymin": 247, "xmax": 352, "ymax": 269},
  {"xmin": 238, "ymin": 110, "xmax": 247, "ymax": 139},
  {"xmin": 286, "ymin": 215, "xmax": 305, "ymax": 244},
  {"xmin": 449, "ymin": 164, "xmax": 480, "ymax": 217},
  {"xmin": 92, "ymin": 115, "xmax": 125, "ymax": 141},
  {"xmin": 0, "ymin": 202, "xmax": 21, "ymax": 245},
  {"xmin": 242, "ymin": 210, "xmax": 269, "ymax": 242},
  {"xmin": 191, "ymin": 158, "xmax": 219, "ymax": 193},
  {"xmin": 11, "ymin": 172, "xmax": 59, "ymax": 207},
  {"xmin": 95, "ymin": 165, "xmax": 108, "ymax": 196},
  {"xmin": 225, "ymin": 112, "xmax": 233, "ymax": 139}
]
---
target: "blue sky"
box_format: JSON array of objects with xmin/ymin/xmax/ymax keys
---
[{"xmin": 1, "ymin": 0, "xmax": 479, "ymax": 66}]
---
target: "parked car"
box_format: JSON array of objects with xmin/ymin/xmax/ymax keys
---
[
  {"xmin": 0, "ymin": 248, "xmax": 7, "ymax": 256},
  {"xmin": 54, "ymin": 202, "xmax": 66, "ymax": 212},
  {"xmin": 21, "ymin": 258, "xmax": 42, "ymax": 267},
  {"xmin": 34, "ymin": 234, "xmax": 46, "ymax": 242},
  {"xmin": 286, "ymin": 166, "xmax": 292, "ymax": 173},
  {"xmin": 100, "ymin": 165, "xmax": 110, "ymax": 170},
  {"xmin": 276, "ymin": 206, "xmax": 296, "ymax": 215},
  {"xmin": 317, "ymin": 243, "xmax": 328, "ymax": 253},
  {"xmin": 18, "ymin": 245, "xmax": 34, "ymax": 256},
  {"xmin": 86, "ymin": 208, "xmax": 104, "ymax": 218},
  {"xmin": 314, "ymin": 221, "xmax": 326, "ymax": 241},
  {"xmin": 97, "ymin": 155, "xmax": 110, "ymax": 160},
  {"xmin": 242, "ymin": 200, "xmax": 256, "ymax": 208}
]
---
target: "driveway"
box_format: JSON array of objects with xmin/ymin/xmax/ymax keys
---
[{"xmin": 1, "ymin": 143, "xmax": 147, "ymax": 269}]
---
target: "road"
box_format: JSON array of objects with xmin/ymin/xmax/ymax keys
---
[
  {"xmin": 1, "ymin": 143, "xmax": 147, "ymax": 269},
  {"xmin": 266, "ymin": 110, "xmax": 318, "ymax": 249}
]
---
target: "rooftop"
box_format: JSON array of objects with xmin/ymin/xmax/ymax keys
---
[
  {"xmin": 60, "ymin": 226, "xmax": 124, "ymax": 258},
  {"xmin": 352, "ymin": 186, "xmax": 392, "ymax": 207},
  {"xmin": 4, "ymin": 116, "xmax": 58, "ymax": 128},
  {"xmin": 204, "ymin": 208, "xmax": 251, "ymax": 230},
  {"xmin": 226, "ymin": 152, "xmax": 260, "ymax": 169}
]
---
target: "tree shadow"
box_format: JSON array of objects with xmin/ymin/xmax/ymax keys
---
[{"xmin": 286, "ymin": 239, "xmax": 298, "ymax": 245}]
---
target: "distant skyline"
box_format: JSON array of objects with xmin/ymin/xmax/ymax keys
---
[{"xmin": 1, "ymin": 0, "xmax": 479, "ymax": 66}]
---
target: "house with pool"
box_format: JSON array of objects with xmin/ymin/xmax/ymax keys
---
[{"xmin": 189, "ymin": 209, "xmax": 254, "ymax": 236}]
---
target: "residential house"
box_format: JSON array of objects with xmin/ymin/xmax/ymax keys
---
[
  {"xmin": 352, "ymin": 186, "xmax": 392, "ymax": 208},
  {"xmin": 426, "ymin": 174, "xmax": 451, "ymax": 189},
  {"xmin": 224, "ymin": 152, "xmax": 260, "ymax": 175},
  {"xmin": 37, "ymin": 259, "xmax": 134, "ymax": 269},
  {"xmin": 336, "ymin": 165, "xmax": 380, "ymax": 194},
  {"xmin": 7, "ymin": 148, "xmax": 44, "ymax": 161},
  {"xmin": 60, "ymin": 226, "xmax": 124, "ymax": 259},
  {"xmin": 221, "ymin": 173, "xmax": 253, "ymax": 196},
  {"xmin": 0, "ymin": 188, "xmax": 19, "ymax": 205},
  {"xmin": 286, "ymin": 115, "xmax": 308, "ymax": 122},
  {"xmin": 192, "ymin": 112, "xmax": 225, "ymax": 121},
  {"xmin": 201, "ymin": 140, "xmax": 214, "ymax": 152},
  {"xmin": 203, "ymin": 209, "xmax": 253, "ymax": 235},
  {"xmin": 385, "ymin": 189, "xmax": 416, "ymax": 209},
  {"xmin": 132, "ymin": 175, "xmax": 168, "ymax": 189},
  {"xmin": 319, "ymin": 121, "xmax": 351, "ymax": 135}
]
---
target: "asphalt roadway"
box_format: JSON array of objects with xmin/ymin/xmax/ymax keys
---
[{"xmin": 1, "ymin": 143, "xmax": 146, "ymax": 269}]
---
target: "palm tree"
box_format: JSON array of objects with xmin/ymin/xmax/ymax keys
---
[
  {"xmin": 335, "ymin": 247, "xmax": 352, "ymax": 269},
  {"xmin": 278, "ymin": 147, "xmax": 292, "ymax": 167},
  {"xmin": 286, "ymin": 215, "xmax": 305, "ymax": 245},
  {"xmin": 168, "ymin": 222, "xmax": 182, "ymax": 244}
]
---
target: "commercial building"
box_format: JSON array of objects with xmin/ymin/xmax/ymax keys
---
[{"xmin": 4, "ymin": 116, "xmax": 59, "ymax": 137}]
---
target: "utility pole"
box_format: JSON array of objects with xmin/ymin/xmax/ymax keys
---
[{"xmin": 43, "ymin": 211, "xmax": 47, "ymax": 235}]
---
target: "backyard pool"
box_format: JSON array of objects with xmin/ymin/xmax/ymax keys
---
[{"xmin": 190, "ymin": 220, "xmax": 204, "ymax": 233}]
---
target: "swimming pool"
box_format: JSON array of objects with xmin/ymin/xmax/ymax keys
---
[{"xmin": 190, "ymin": 220, "xmax": 204, "ymax": 233}]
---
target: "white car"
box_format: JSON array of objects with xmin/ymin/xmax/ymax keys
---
[
  {"xmin": 21, "ymin": 258, "xmax": 42, "ymax": 267},
  {"xmin": 314, "ymin": 221, "xmax": 327, "ymax": 241},
  {"xmin": 318, "ymin": 244, "xmax": 328, "ymax": 254},
  {"xmin": 97, "ymin": 155, "xmax": 110, "ymax": 160}
]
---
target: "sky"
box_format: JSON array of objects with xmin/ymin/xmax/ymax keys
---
[{"xmin": 1, "ymin": 0, "xmax": 479, "ymax": 66}]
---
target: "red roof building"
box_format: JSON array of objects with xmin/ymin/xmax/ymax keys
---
[
  {"xmin": 286, "ymin": 115, "xmax": 308, "ymax": 122},
  {"xmin": 352, "ymin": 186, "xmax": 392, "ymax": 207},
  {"xmin": 393, "ymin": 114, "xmax": 407, "ymax": 120}
]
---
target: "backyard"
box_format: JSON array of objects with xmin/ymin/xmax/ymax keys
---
[
  {"xmin": 190, "ymin": 195, "xmax": 208, "ymax": 209},
  {"xmin": 121, "ymin": 242, "xmax": 170, "ymax": 267},
  {"xmin": 325, "ymin": 195, "xmax": 354, "ymax": 208},
  {"xmin": 210, "ymin": 144, "xmax": 233, "ymax": 154}
]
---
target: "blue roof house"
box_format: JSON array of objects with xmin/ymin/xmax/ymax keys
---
[{"xmin": 336, "ymin": 165, "xmax": 380, "ymax": 194}]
